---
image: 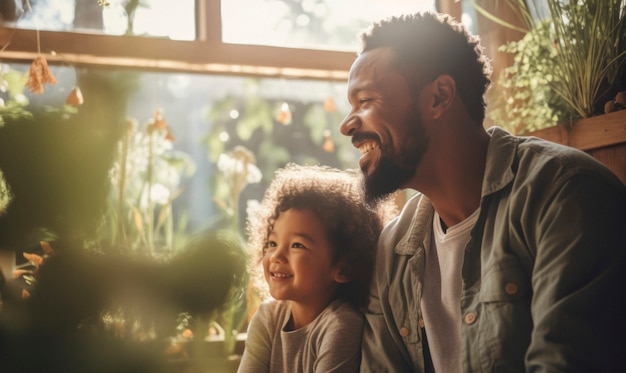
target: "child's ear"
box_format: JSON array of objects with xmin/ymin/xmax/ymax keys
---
[{"xmin": 334, "ymin": 265, "xmax": 354, "ymax": 283}]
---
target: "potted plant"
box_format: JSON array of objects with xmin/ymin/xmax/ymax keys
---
[{"xmin": 477, "ymin": 0, "xmax": 626, "ymax": 184}]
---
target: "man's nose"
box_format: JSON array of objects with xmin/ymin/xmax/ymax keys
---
[{"xmin": 339, "ymin": 113, "xmax": 359, "ymax": 137}]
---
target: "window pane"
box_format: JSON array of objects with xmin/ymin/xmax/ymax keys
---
[
  {"xmin": 0, "ymin": 62, "xmax": 355, "ymax": 244},
  {"xmin": 3, "ymin": 0, "xmax": 195, "ymax": 40},
  {"xmin": 222, "ymin": 0, "xmax": 436, "ymax": 51}
]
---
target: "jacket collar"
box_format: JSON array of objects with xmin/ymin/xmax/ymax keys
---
[
  {"xmin": 482, "ymin": 127, "xmax": 518, "ymax": 197},
  {"xmin": 393, "ymin": 127, "xmax": 518, "ymax": 256}
]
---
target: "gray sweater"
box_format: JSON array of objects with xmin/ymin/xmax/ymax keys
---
[{"xmin": 238, "ymin": 299, "xmax": 363, "ymax": 373}]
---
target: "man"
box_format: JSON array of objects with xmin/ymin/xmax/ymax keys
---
[{"xmin": 339, "ymin": 11, "xmax": 626, "ymax": 372}]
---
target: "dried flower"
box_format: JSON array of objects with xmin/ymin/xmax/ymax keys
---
[
  {"xmin": 40, "ymin": 241, "xmax": 54, "ymax": 255},
  {"xmin": 276, "ymin": 102, "xmax": 292, "ymax": 125},
  {"xmin": 23, "ymin": 252, "xmax": 44, "ymax": 267},
  {"xmin": 181, "ymin": 328, "xmax": 193, "ymax": 339},
  {"xmin": 65, "ymin": 86, "xmax": 84, "ymax": 107},
  {"xmin": 26, "ymin": 56, "xmax": 57, "ymax": 94},
  {"xmin": 323, "ymin": 96, "xmax": 336, "ymax": 112},
  {"xmin": 153, "ymin": 109, "xmax": 167, "ymax": 129},
  {"xmin": 165, "ymin": 128, "xmax": 176, "ymax": 142},
  {"xmin": 322, "ymin": 129, "xmax": 334, "ymax": 153}
]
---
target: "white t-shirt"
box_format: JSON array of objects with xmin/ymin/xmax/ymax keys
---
[{"xmin": 421, "ymin": 208, "xmax": 479, "ymax": 373}]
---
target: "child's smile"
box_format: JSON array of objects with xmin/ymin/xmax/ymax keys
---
[{"xmin": 263, "ymin": 208, "xmax": 342, "ymax": 312}]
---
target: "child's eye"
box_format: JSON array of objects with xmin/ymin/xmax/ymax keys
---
[
  {"xmin": 263, "ymin": 241, "xmax": 277, "ymax": 254},
  {"xmin": 291, "ymin": 242, "xmax": 307, "ymax": 249}
]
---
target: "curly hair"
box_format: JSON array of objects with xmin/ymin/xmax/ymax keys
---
[
  {"xmin": 359, "ymin": 12, "xmax": 492, "ymax": 123},
  {"xmin": 247, "ymin": 163, "xmax": 395, "ymax": 309}
]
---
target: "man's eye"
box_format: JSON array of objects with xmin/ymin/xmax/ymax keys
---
[{"xmin": 359, "ymin": 98, "xmax": 372, "ymax": 104}]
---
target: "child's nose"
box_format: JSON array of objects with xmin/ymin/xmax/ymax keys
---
[{"xmin": 269, "ymin": 245, "xmax": 287, "ymax": 262}]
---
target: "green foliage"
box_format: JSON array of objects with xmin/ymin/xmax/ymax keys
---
[
  {"xmin": 479, "ymin": 0, "xmax": 626, "ymax": 133},
  {"xmin": 203, "ymin": 78, "xmax": 355, "ymax": 231},
  {"xmin": 485, "ymin": 20, "xmax": 570, "ymax": 133},
  {"xmin": 0, "ymin": 68, "xmax": 32, "ymax": 126}
]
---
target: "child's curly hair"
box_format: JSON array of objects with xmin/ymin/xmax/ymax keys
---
[{"xmin": 247, "ymin": 163, "xmax": 396, "ymax": 309}]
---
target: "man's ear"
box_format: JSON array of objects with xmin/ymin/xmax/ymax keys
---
[{"xmin": 428, "ymin": 74, "xmax": 456, "ymax": 120}]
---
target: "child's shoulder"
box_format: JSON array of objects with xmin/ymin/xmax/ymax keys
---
[
  {"xmin": 307, "ymin": 300, "xmax": 364, "ymax": 342},
  {"xmin": 319, "ymin": 299, "xmax": 363, "ymax": 326}
]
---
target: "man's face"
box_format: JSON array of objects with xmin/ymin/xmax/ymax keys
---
[{"xmin": 340, "ymin": 48, "xmax": 429, "ymax": 206}]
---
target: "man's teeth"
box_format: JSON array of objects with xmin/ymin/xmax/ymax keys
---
[
  {"xmin": 272, "ymin": 273, "xmax": 292, "ymax": 278},
  {"xmin": 358, "ymin": 142, "xmax": 378, "ymax": 155}
]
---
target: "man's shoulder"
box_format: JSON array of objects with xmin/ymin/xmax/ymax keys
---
[
  {"xmin": 490, "ymin": 126, "xmax": 623, "ymax": 189},
  {"xmin": 516, "ymin": 134, "xmax": 623, "ymax": 188}
]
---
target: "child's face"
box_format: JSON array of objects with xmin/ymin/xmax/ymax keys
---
[{"xmin": 263, "ymin": 208, "xmax": 342, "ymax": 309}]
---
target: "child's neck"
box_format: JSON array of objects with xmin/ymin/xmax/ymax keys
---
[{"xmin": 286, "ymin": 299, "xmax": 334, "ymax": 331}]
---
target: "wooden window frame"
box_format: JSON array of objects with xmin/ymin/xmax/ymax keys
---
[
  {"xmin": 0, "ymin": 0, "xmax": 353, "ymax": 81},
  {"xmin": 0, "ymin": 0, "xmax": 462, "ymax": 81}
]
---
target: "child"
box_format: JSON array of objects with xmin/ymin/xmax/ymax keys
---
[{"xmin": 237, "ymin": 163, "xmax": 393, "ymax": 373}]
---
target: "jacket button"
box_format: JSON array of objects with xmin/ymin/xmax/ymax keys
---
[
  {"xmin": 418, "ymin": 319, "xmax": 425, "ymax": 328},
  {"xmin": 399, "ymin": 327, "xmax": 409, "ymax": 337},
  {"xmin": 464, "ymin": 312, "xmax": 477, "ymax": 325},
  {"xmin": 505, "ymin": 282, "xmax": 518, "ymax": 295}
]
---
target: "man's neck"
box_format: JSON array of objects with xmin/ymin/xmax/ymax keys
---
[{"xmin": 412, "ymin": 126, "xmax": 489, "ymax": 227}]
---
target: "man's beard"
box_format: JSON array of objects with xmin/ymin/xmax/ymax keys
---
[
  {"xmin": 361, "ymin": 152, "xmax": 415, "ymax": 208},
  {"xmin": 361, "ymin": 117, "xmax": 427, "ymax": 208}
]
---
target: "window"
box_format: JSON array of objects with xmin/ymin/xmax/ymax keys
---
[
  {"xmin": 2, "ymin": 0, "xmax": 443, "ymax": 248},
  {"xmin": 222, "ymin": 0, "xmax": 435, "ymax": 51}
]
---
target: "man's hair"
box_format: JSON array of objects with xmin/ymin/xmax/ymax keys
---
[
  {"xmin": 359, "ymin": 12, "xmax": 492, "ymax": 123},
  {"xmin": 247, "ymin": 163, "xmax": 395, "ymax": 309}
]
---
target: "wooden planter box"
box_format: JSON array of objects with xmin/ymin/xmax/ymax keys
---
[{"xmin": 524, "ymin": 110, "xmax": 626, "ymax": 185}]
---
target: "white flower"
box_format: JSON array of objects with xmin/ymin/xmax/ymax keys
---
[
  {"xmin": 246, "ymin": 163, "xmax": 262, "ymax": 184},
  {"xmin": 140, "ymin": 183, "xmax": 171, "ymax": 208}
]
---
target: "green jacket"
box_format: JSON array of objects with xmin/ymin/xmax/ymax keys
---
[{"xmin": 361, "ymin": 127, "xmax": 626, "ymax": 372}]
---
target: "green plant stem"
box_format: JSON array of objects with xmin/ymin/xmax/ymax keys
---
[
  {"xmin": 117, "ymin": 127, "xmax": 130, "ymax": 247},
  {"xmin": 146, "ymin": 132, "xmax": 154, "ymax": 252}
]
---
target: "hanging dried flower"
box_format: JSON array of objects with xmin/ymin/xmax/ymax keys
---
[
  {"xmin": 13, "ymin": 269, "xmax": 28, "ymax": 279},
  {"xmin": 23, "ymin": 252, "xmax": 44, "ymax": 267},
  {"xmin": 181, "ymin": 328, "xmax": 194, "ymax": 339},
  {"xmin": 322, "ymin": 129, "xmax": 334, "ymax": 153},
  {"xmin": 323, "ymin": 96, "xmax": 336, "ymax": 112},
  {"xmin": 153, "ymin": 109, "xmax": 167, "ymax": 129},
  {"xmin": 26, "ymin": 56, "xmax": 57, "ymax": 94},
  {"xmin": 276, "ymin": 102, "xmax": 292, "ymax": 125},
  {"xmin": 165, "ymin": 128, "xmax": 176, "ymax": 142},
  {"xmin": 65, "ymin": 86, "xmax": 84, "ymax": 107},
  {"xmin": 40, "ymin": 241, "xmax": 55, "ymax": 255}
]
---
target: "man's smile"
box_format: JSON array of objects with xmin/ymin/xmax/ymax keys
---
[{"xmin": 357, "ymin": 140, "xmax": 379, "ymax": 155}]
